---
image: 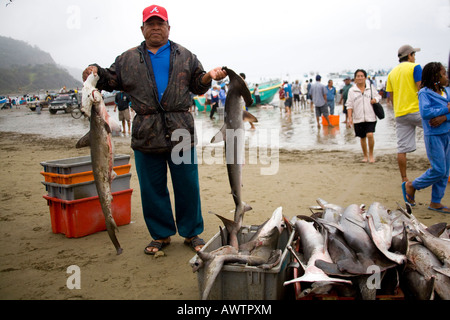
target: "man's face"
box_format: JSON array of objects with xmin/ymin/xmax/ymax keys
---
[{"xmin": 141, "ymin": 17, "xmax": 170, "ymax": 49}]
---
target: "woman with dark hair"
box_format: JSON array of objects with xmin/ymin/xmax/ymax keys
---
[
  {"xmin": 346, "ymin": 69, "xmax": 381, "ymax": 163},
  {"xmin": 403, "ymin": 62, "xmax": 450, "ymax": 213}
]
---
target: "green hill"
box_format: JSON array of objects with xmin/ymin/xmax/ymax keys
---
[{"xmin": 0, "ymin": 36, "xmax": 82, "ymax": 94}]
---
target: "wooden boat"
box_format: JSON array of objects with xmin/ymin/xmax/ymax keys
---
[{"xmin": 194, "ymin": 79, "xmax": 281, "ymax": 112}]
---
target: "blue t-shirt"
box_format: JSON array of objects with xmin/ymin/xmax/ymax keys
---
[
  {"xmin": 326, "ymin": 86, "xmax": 336, "ymax": 101},
  {"xmin": 284, "ymin": 84, "xmax": 292, "ymax": 98},
  {"xmin": 148, "ymin": 41, "xmax": 171, "ymax": 101}
]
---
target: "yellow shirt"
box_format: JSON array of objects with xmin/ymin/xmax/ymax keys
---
[{"xmin": 386, "ymin": 62, "xmax": 421, "ymax": 117}]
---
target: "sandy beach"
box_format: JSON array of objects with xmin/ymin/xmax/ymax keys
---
[{"xmin": 0, "ymin": 109, "xmax": 449, "ymax": 300}]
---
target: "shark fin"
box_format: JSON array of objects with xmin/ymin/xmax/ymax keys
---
[
  {"xmin": 243, "ymin": 202, "xmax": 253, "ymax": 212},
  {"xmin": 215, "ymin": 214, "xmax": 239, "ymax": 234},
  {"xmin": 243, "ymin": 110, "xmax": 258, "ymax": 123},
  {"xmin": 75, "ymin": 131, "xmax": 90, "ymax": 148},
  {"xmin": 211, "ymin": 124, "xmax": 226, "ymax": 143},
  {"xmin": 102, "ymin": 120, "xmax": 112, "ymax": 134}
]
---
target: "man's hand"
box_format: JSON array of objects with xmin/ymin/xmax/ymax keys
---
[
  {"xmin": 208, "ymin": 67, "xmax": 227, "ymax": 81},
  {"xmin": 201, "ymin": 67, "xmax": 227, "ymax": 85},
  {"xmin": 82, "ymin": 66, "xmax": 98, "ymax": 82}
]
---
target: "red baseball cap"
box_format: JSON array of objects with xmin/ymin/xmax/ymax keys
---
[{"xmin": 142, "ymin": 5, "xmax": 168, "ymax": 22}]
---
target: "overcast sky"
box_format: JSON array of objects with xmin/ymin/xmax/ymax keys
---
[{"xmin": 0, "ymin": 0, "xmax": 449, "ymax": 83}]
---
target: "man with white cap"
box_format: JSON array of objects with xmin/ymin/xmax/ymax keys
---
[
  {"xmin": 82, "ymin": 4, "xmax": 227, "ymax": 255},
  {"xmin": 386, "ymin": 44, "xmax": 423, "ymax": 188}
]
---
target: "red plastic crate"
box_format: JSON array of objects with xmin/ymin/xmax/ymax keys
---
[{"xmin": 43, "ymin": 189, "xmax": 132, "ymax": 238}]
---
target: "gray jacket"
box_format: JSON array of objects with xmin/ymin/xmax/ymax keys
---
[{"xmin": 94, "ymin": 40, "xmax": 211, "ymax": 153}]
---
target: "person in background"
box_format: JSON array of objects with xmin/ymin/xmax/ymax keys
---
[
  {"xmin": 346, "ymin": 69, "xmax": 381, "ymax": 163},
  {"xmin": 310, "ymin": 75, "xmax": 333, "ymax": 128},
  {"xmin": 326, "ymin": 79, "xmax": 337, "ymax": 115},
  {"xmin": 377, "ymin": 79, "xmax": 385, "ymax": 100},
  {"xmin": 189, "ymin": 92, "xmax": 196, "ymax": 112},
  {"xmin": 82, "ymin": 4, "xmax": 227, "ymax": 255},
  {"xmin": 402, "ymin": 62, "xmax": 450, "ymax": 213},
  {"xmin": 284, "ymin": 81, "xmax": 293, "ymax": 115},
  {"xmin": 219, "ymin": 84, "xmax": 227, "ymax": 109},
  {"xmin": 307, "ymin": 78, "xmax": 312, "ymax": 110},
  {"xmin": 114, "ymin": 91, "xmax": 132, "ymax": 134},
  {"xmin": 204, "ymin": 87, "xmax": 212, "ymax": 113},
  {"xmin": 339, "ymin": 76, "xmax": 353, "ymax": 125},
  {"xmin": 209, "ymin": 85, "xmax": 219, "ymax": 120},
  {"xmin": 300, "ymin": 80, "xmax": 307, "ymax": 109},
  {"xmin": 292, "ymin": 80, "xmax": 301, "ymax": 110},
  {"xmin": 253, "ymin": 83, "xmax": 261, "ymax": 106},
  {"xmin": 386, "ymin": 44, "xmax": 423, "ymax": 182},
  {"xmin": 278, "ymin": 84, "xmax": 285, "ymax": 112}
]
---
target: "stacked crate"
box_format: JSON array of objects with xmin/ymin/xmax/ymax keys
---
[{"xmin": 41, "ymin": 155, "xmax": 133, "ymax": 238}]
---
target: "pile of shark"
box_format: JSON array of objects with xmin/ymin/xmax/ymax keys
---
[
  {"xmin": 190, "ymin": 67, "xmax": 449, "ymax": 301},
  {"xmin": 285, "ymin": 199, "xmax": 450, "ymax": 300}
]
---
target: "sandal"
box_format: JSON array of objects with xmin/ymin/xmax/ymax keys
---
[
  {"xmin": 402, "ymin": 182, "xmax": 416, "ymax": 207},
  {"xmin": 428, "ymin": 206, "xmax": 450, "ymax": 214},
  {"xmin": 144, "ymin": 239, "xmax": 170, "ymax": 255},
  {"xmin": 184, "ymin": 236, "xmax": 205, "ymax": 253}
]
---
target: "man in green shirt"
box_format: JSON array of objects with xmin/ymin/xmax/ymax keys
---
[{"xmin": 339, "ymin": 76, "xmax": 352, "ymax": 125}]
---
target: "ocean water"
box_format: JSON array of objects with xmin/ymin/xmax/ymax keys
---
[
  {"xmin": 0, "ymin": 99, "xmax": 425, "ymax": 155},
  {"xmin": 194, "ymin": 101, "xmax": 425, "ymax": 155}
]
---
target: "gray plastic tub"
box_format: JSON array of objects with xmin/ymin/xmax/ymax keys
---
[
  {"xmin": 42, "ymin": 173, "xmax": 131, "ymax": 200},
  {"xmin": 40, "ymin": 154, "xmax": 130, "ymax": 174},
  {"xmin": 189, "ymin": 224, "xmax": 294, "ymax": 300}
]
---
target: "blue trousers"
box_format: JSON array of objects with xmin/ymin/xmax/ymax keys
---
[
  {"xmin": 327, "ymin": 100, "xmax": 335, "ymax": 115},
  {"xmin": 134, "ymin": 148, "xmax": 204, "ymax": 240},
  {"xmin": 412, "ymin": 132, "xmax": 450, "ymax": 204}
]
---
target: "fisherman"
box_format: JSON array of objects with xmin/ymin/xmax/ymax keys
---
[
  {"xmin": 82, "ymin": 4, "xmax": 227, "ymax": 255},
  {"xmin": 310, "ymin": 75, "xmax": 334, "ymax": 128},
  {"xmin": 385, "ymin": 44, "xmax": 423, "ymax": 183}
]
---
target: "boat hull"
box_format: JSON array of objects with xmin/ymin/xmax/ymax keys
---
[{"xmin": 194, "ymin": 81, "xmax": 281, "ymax": 111}]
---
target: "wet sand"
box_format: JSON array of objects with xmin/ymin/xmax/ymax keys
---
[{"xmin": 0, "ymin": 113, "xmax": 449, "ymax": 300}]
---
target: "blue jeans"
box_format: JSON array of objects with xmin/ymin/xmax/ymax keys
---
[
  {"xmin": 327, "ymin": 100, "xmax": 335, "ymax": 115},
  {"xmin": 412, "ymin": 132, "xmax": 450, "ymax": 203},
  {"xmin": 134, "ymin": 148, "xmax": 204, "ymax": 240}
]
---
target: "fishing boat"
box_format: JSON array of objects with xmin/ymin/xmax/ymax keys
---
[
  {"xmin": 194, "ymin": 79, "xmax": 282, "ymax": 112},
  {"xmin": 250, "ymin": 80, "xmax": 282, "ymax": 105}
]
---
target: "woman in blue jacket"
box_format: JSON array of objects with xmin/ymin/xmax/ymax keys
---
[{"xmin": 403, "ymin": 62, "xmax": 450, "ymax": 213}]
